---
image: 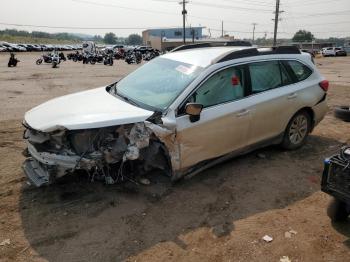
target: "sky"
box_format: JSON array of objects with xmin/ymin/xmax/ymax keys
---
[{"xmin": 0, "ymin": 0, "xmax": 349, "ymax": 39}]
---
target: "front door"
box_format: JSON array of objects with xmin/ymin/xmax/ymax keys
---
[{"xmin": 175, "ymin": 65, "xmax": 252, "ymax": 170}]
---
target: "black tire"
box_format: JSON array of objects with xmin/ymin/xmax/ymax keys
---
[
  {"xmin": 327, "ymin": 198, "xmax": 349, "ymax": 222},
  {"xmin": 334, "ymin": 106, "xmax": 350, "ymax": 122},
  {"xmin": 36, "ymin": 59, "xmax": 42, "ymax": 65},
  {"xmin": 52, "ymin": 61, "xmax": 57, "ymax": 68},
  {"xmin": 90, "ymin": 60, "xmax": 96, "ymax": 65},
  {"xmin": 281, "ymin": 110, "xmax": 311, "ymax": 150}
]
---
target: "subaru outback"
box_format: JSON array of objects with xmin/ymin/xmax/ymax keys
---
[{"xmin": 22, "ymin": 44, "xmax": 328, "ymax": 187}]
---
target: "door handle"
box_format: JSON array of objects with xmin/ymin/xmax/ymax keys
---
[
  {"xmin": 236, "ymin": 109, "xmax": 250, "ymax": 117},
  {"xmin": 287, "ymin": 93, "xmax": 298, "ymax": 99}
]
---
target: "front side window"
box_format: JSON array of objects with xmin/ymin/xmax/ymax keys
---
[
  {"xmin": 249, "ymin": 61, "xmax": 282, "ymax": 93},
  {"xmin": 188, "ymin": 66, "xmax": 246, "ymax": 108},
  {"xmin": 286, "ymin": 60, "xmax": 312, "ymax": 82}
]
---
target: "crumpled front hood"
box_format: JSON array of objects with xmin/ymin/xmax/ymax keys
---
[{"xmin": 24, "ymin": 87, "xmax": 154, "ymax": 132}]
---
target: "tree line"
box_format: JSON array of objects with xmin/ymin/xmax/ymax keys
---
[
  {"xmin": 0, "ymin": 29, "xmax": 82, "ymax": 41},
  {"xmin": 0, "ymin": 29, "xmax": 143, "ymax": 45}
]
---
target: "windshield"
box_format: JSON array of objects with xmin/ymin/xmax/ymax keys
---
[{"xmin": 114, "ymin": 57, "xmax": 203, "ymax": 110}]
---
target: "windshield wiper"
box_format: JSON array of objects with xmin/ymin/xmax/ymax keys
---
[{"xmin": 116, "ymin": 90, "xmax": 140, "ymax": 107}]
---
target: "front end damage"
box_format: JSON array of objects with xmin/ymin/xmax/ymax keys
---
[{"xmin": 22, "ymin": 121, "xmax": 174, "ymax": 187}]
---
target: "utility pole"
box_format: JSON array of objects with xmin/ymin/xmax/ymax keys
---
[
  {"xmin": 221, "ymin": 21, "xmax": 224, "ymax": 38},
  {"xmin": 273, "ymin": 0, "xmax": 281, "ymax": 46},
  {"xmin": 252, "ymin": 23, "xmax": 257, "ymax": 43},
  {"xmin": 180, "ymin": 0, "xmax": 188, "ymax": 44}
]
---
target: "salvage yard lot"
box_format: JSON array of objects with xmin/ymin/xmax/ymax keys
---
[{"xmin": 0, "ymin": 53, "xmax": 350, "ymax": 262}]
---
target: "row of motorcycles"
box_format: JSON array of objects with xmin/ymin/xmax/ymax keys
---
[
  {"xmin": 36, "ymin": 52, "xmax": 66, "ymax": 68},
  {"xmin": 67, "ymin": 52, "xmax": 114, "ymax": 66},
  {"xmin": 124, "ymin": 49, "xmax": 160, "ymax": 64},
  {"xmin": 34, "ymin": 48, "xmax": 161, "ymax": 68},
  {"xmin": 67, "ymin": 48, "xmax": 160, "ymax": 66}
]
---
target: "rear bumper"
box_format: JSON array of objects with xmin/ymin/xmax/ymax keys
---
[{"xmin": 312, "ymin": 99, "xmax": 328, "ymax": 128}]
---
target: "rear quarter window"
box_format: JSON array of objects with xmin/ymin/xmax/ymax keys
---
[{"xmin": 286, "ymin": 60, "xmax": 312, "ymax": 82}]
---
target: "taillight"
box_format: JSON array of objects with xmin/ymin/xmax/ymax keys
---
[{"xmin": 319, "ymin": 80, "xmax": 329, "ymax": 92}]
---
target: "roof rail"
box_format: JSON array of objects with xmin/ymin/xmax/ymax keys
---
[
  {"xmin": 171, "ymin": 43, "xmax": 212, "ymax": 52},
  {"xmin": 170, "ymin": 40, "xmax": 252, "ymax": 52},
  {"xmin": 215, "ymin": 48, "xmax": 259, "ymax": 63},
  {"xmin": 215, "ymin": 45, "xmax": 301, "ymax": 64},
  {"xmin": 273, "ymin": 45, "xmax": 301, "ymax": 54}
]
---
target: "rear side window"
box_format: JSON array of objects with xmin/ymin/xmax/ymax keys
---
[
  {"xmin": 249, "ymin": 61, "xmax": 283, "ymax": 93},
  {"xmin": 286, "ymin": 61, "xmax": 312, "ymax": 82}
]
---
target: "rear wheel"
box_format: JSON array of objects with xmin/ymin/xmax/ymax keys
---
[{"xmin": 281, "ymin": 111, "xmax": 311, "ymax": 150}]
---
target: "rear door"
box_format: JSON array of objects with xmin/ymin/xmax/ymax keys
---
[{"xmin": 246, "ymin": 60, "xmax": 301, "ymax": 145}]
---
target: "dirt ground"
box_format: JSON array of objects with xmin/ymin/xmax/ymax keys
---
[{"xmin": 0, "ymin": 53, "xmax": 350, "ymax": 262}]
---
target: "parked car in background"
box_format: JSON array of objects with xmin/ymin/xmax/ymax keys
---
[
  {"xmin": 334, "ymin": 47, "xmax": 347, "ymax": 56},
  {"xmin": 322, "ymin": 47, "xmax": 347, "ymax": 57},
  {"xmin": 17, "ymin": 44, "xmax": 29, "ymax": 51},
  {"xmin": 1, "ymin": 42, "xmax": 14, "ymax": 52},
  {"xmin": 0, "ymin": 45, "xmax": 7, "ymax": 52},
  {"xmin": 136, "ymin": 46, "xmax": 152, "ymax": 54},
  {"xmin": 0, "ymin": 42, "xmax": 80, "ymax": 52}
]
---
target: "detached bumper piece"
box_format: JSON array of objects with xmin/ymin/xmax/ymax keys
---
[
  {"xmin": 22, "ymin": 158, "xmax": 51, "ymax": 187},
  {"xmin": 321, "ymin": 154, "xmax": 350, "ymax": 204}
]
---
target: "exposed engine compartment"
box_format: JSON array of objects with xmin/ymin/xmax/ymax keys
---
[{"xmin": 23, "ymin": 122, "xmax": 172, "ymax": 187}]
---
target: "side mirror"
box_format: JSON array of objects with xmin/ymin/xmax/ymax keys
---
[{"xmin": 185, "ymin": 103, "xmax": 203, "ymax": 122}]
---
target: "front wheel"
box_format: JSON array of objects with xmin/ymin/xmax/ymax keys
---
[
  {"xmin": 36, "ymin": 59, "xmax": 42, "ymax": 65},
  {"xmin": 52, "ymin": 61, "xmax": 58, "ymax": 68},
  {"xmin": 281, "ymin": 111, "xmax": 311, "ymax": 150}
]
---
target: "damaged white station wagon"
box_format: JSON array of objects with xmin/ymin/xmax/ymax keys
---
[{"xmin": 23, "ymin": 44, "xmax": 328, "ymax": 187}]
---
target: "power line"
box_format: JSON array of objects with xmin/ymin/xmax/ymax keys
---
[
  {"xmin": 0, "ymin": 22, "xmax": 174, "ymax": 30},
  {"xmin": 71, "ymin": 0, "xmax": 271, "ymax": 26},
  {"xmin": 284, "ymin": 0, "xmax": 346, "ymax": 5},
  {"xmin": 71, "ymin": 0, "xmax": 176, "ymax": 15},
  {"xmin": 189, "ymin": 1, "xmax": 273, "ymax": 13},
  {"xmin": 284, "ymin": 9, "xmax": 350, "ymax": 19},
  {"xmin": 218, "ymin": 0, "xmax": 275, "ymax": 7}
]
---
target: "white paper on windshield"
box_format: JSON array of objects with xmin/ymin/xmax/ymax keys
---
[{"xmin": 176, "ymin": 65, "xmax": 196, "ymax": 75}]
